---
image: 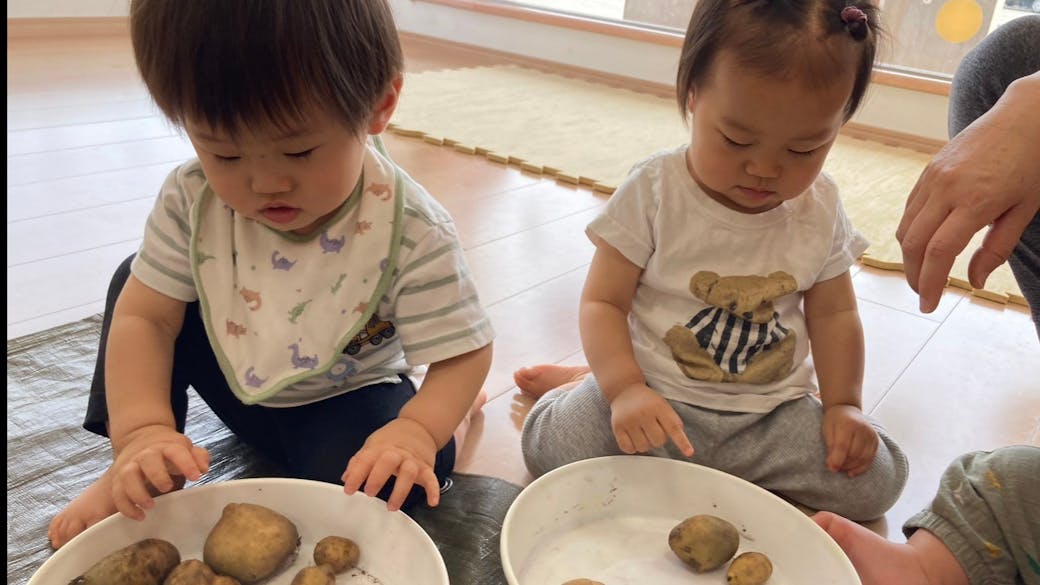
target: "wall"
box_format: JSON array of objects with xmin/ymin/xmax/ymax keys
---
[
  {"xmin": 6, "ymin": 0, "xmax": 128, "ymax": 18},
  {"xmin": 6, "ymin": 0, "xmax": 950, "ymax": 142}
]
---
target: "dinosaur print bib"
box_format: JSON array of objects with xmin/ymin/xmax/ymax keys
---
[{"xmin": 190, "ymin": 141, "xmax": 404, "ymax": 403}]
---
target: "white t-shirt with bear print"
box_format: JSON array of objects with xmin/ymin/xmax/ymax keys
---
[{"xmin": 587, "ymin": 145, "xmax": 868, "ymax": 414}]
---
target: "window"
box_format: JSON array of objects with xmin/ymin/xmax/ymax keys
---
[{"xmin": 489, "ymin": 0, "xmax": 1037, "ymax": 80}]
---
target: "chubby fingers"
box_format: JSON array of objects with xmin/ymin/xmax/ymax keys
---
[
  {"xmin": 382, "ymin": 459, "xmax": 439, "ymax": 510},
  {"xmin": 824, "ymin": 427, "xmax": 850, "ymax": 473},
  {"xmin": 841, "ymin": 429, "xmax": 879, "ymax": 477},
  {"xmin": 659, "ymin": 411, "xmax": 694, "ymax": 458}
]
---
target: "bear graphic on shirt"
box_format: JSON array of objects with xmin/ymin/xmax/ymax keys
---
[{"xmin": 663, "ymin": 270, "xmax": 798, "ymax": 384}]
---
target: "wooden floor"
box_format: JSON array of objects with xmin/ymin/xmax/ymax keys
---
[{"xmin": 7, "ymin": 27, "xmax": 1039, "ymax": 540}]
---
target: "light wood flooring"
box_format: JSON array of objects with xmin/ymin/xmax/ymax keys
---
[{"xmin": 7, "ymin": 27, "xmax": 1039, "ymax": 540}]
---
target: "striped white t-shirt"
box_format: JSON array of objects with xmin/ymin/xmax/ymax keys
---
[{"xmin": 131, "ymin": 146, "xmax": 494, "ymax": 407}]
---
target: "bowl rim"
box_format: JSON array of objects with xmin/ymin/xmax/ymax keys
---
[
  {"xmin": 29, "ymin": 477, "xmax": 449, "ymax": 585},
  {"xmin": 498, "ymin": 455, "xmax": 860, "ymax": 585}
]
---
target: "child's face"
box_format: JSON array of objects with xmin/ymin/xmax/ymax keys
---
[
  {"xmin": 184, "ymin": 83, "xmax": 399, "ymax": 235},
  {"xmin": 684, "ymin": 51, "xmax": 853, "ymax": 214}
]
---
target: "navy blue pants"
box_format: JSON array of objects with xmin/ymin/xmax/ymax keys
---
[{"xmin": 84, "ymin": 254, "xmax": 455, "ymax": 508}]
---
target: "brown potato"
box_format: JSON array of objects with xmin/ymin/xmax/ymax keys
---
[
  {"xmin": 203, "ymin": 503, "xmax": 300, "ymax": 584},
  {"xmin": 162, "ymin": 559, "xmax": 242, "ymax": 585},
  {"xmin": 668, "ymin": 514, "xmax": 740, "ymax": 572},
  {"xmin": 313, "ymin": 535, "xmax": 360, "ymax": 573},
  {"xmin": 290, "ymin": 565, "xmax": 336, "ymax": 585},
  {"xmin": 163, "ymin": 559, "xmax": 215, "ymax": 585},
  {"xmin": 727, "ymin": 551, "xmax": 773, "ymax": 585},
  {"xmin": 69, "ymin": 538, "xmax": 180, "ymax": 585}
]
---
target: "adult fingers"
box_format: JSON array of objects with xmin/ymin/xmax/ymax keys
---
[
  {"xmin": 909, "ymin": 210, "xmax": 983, "ymax": 313},
  {"xmin": 967, "ymin": 205, "xmax": 1036, "ymax": 289}
]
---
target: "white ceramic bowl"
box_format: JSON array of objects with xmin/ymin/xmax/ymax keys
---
[
  {"xmin": 501, "ymin": 456, "xmax": 860, "ymax": 585},
  {"xmin": 29, "ymin": 478, "xmax": 449, "ymax": 585}
]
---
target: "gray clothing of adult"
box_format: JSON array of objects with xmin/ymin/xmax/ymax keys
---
[
  {"xmin": 903, "ymin": 446, "xmax": 1040, "ymax": 585},
  {"xmin": 521, "ymin": 375, "xmax": 909, "ymax": 522},
  {"xmin": 949, "ymin": 15, "xmax": 1040, "ymax": 337}
]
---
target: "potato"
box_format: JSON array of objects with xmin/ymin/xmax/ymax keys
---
[
  {"xmin": 163, "ymin": 559, "xmax": 242, "ymax": 585},
  {"xmin": 668, "ymin": 514, "xmax": 740, "ymax": 572},
  {"xmin": 313, "ymin": 535, "xmax": 360, "ymax": 573},
  {"xmin": 290, "ymin": 565, "xmax": 335, "ymax": 585},
  {"xmin": 727, "ymin": 551, "xmax": 773, "ymax": 585},
  {"xmin": 69, "ymin": 538, "xmax": 180, "ymax": 585},
  {"xmin": 561, "ymin": 580, "xmax": 604, "ymax": 585},
  {"xmin": 203, "ymin": 502, "xmax": 300, "ymax": 584}
]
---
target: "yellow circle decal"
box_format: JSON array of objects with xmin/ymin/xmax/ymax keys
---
[{"xmin": 935, "ymin": 0, "xmax": 983, "ymax": 43}]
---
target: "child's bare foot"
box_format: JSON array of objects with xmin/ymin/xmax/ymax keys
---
[
  {"xmin": 48, "ymin": 468, "xmax": 119, "ymax": 550},
  {"xmin": 513, "ymin": 364, "xmax": 590, "ymax": 397},
  {"xmin": 813, "ymin": 512, "xmax": 968, "ymax": 585}
]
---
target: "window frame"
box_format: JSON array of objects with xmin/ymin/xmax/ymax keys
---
[{"xmin": 418, "ymin": 0, "xmax": 950, "ymax": 96}]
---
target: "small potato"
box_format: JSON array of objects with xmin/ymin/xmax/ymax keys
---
[
  {"xmin": 313, "ymin": 535, "xmax": 360, "ymax": 573},
  {"xmin": 561, "ymin": 580, "xmax": 604, "ymax": 585},
  {"xmin": 163, "ymin": 559, "xmax": 242, "ymax": 585},
  {"xmin": 164, "ymin": 559, "xmax": 215, "ymax": 585},
  {"xmin": 290, "ymin": 565, "xmax": 335, "ymax": 585},
  {"xmin": 70, "ymin": 538, "xmax": 180, "ymax": 585},
  {"xmin": 727, "ymin": 551, "xmax": 773, "ymax": 585},
  {"xmin": 668, "ymin": 514, "xmax": 740, "ymax": 572},
  {"xmin": 203, "ymin": 503, "xmax": 300, "ymax": 584}
]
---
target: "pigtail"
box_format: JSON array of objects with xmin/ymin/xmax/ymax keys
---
[{"xmin": 840, "ymin": 5, "xmax": 870, "ymax": 41}]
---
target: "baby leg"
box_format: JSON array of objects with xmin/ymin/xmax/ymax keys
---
[
  {"xmin": 813, "ymin": 511, "xmax": 964, "ymax": 585},
  {"xmin": 708, "ymin": 395, "xmax": 909, "ymax": 521},
  {"xmin": 513, "ymin": 364, "xmax": 591, "ymax": 397},
  {"xmin": 520, "ymin": 375, "xmax": 623, "ymax": 477},
  {"xmin": 48, "ymin": 467, "xmax": 118, "ymax": 549},
  {"xmin": 48, "ymin": 466, "xmax": 189, "ymax": 550}
]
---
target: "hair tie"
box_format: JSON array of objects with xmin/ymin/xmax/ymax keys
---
[{"xmin": 841, "ymin": 6, "xmax": 869, "ymax": 40}]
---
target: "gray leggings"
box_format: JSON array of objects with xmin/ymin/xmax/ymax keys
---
[
  {"xmin": 950, "ymin": 15, "xmax": 1040, "ymax": 336},
  {"xmin": 521, "ymin": 375, "xmax": 909, "ymax": 522},
  {"xmin": 903, "ymin": 446, "xmax": 1040, "ymax": 585}
]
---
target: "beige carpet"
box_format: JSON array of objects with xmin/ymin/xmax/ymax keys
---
[{"xmin": 390, "ymin": 65, "xmax": 1024, "ymax": 305}]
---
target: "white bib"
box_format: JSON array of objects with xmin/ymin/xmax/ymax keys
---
[{"xmin": 190, "ymin": 141, "xmax": 404, "ymax": 403}]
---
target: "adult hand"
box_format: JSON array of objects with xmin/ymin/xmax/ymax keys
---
[
  {"xmin": 897, "ymin": 74, "xmax": 1040, "ymax": 313},
  {"xmin": 821, "ymin": 404, "xmax": 878, "ymax": 477},
  {"xmin": 110, "ymin": 425, "xmax": 209, "ymax": 520},
  {"xmin": 608, "ymin": 383, "xmax": 694, "ymax": 457},
  {"xmin": 341, "ymin": 417, "xmax": 440, "ymax": 511}
]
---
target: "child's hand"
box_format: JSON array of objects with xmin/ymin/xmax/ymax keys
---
[
  {"xmin": 110, "ymin": 425, "xmax": 210, "ymax": 520},
  {"xmin": 341, "ymin": 418, "xmax": 440, "ymax": 511},
  {"xmin": 822, "ymin": 405, "xmax": 879, "ymax": 477},
  {"xmin": 608, "ymin": 383, "xmax": 694, "ymax": 457}
]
